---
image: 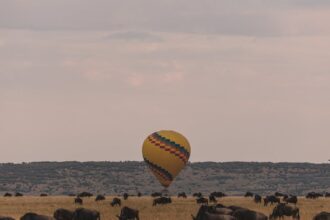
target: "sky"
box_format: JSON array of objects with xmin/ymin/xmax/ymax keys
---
[{"xmin": 1, "ymin": 0, "xmax": 330, "ymax": 163}]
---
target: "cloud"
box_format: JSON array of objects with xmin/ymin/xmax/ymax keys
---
[
  {"xmin": 163, "ymin": 72, "xmax": 184, "ymax": 83},
  {"xmin": 2, "ymin": 2, "xmax": 330, "ymax": 162},
  {"xmin": 1, "ymin": 0, "xmax": 330, "ymax": 36},
  {"xmin": 126, "ymin": 74, "xmax": 145, "ymax": 87},
  {"xmin": 106, "ymin": 31, "xmax": 163, "ymax": 42}
]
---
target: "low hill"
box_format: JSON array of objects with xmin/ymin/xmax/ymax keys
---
[{"xmin": 0, "ymin": 161, "xmax": 329, "ymax": 195}]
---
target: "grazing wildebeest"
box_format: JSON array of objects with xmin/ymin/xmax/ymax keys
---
[
  {"xmin": 306, "ymin": 192, "xmax": 323, "ymax": 199},
  {"xmin": 254, "ymin": 194, "xmax": 262, "ymax": 204},
  {"xmin": 153, "ymin": 197, "xmax": 172, "ymax": 206},
  {"xmin": 151, "ymin": 192, "xmax": 162, "ymax": 197},
  {"xmin": 196, "ymin": 197, "xmax": 208, "ymax": 205},
  {"xmin": 111, "ymin": 198, "xmax": 122, "ymax": 207},
  {"xmin": 116, "ymin": 207, "xmax": 139, "ymax": 220},
  {"xmin": 123, "ymin": 193, "xmax": 129, "ymax": 200},
  {"xmin": 244, "ymin": 192, "xmax": 254, "ymax": 197},
  {"xmin": 193, "ymin": 192, "xmax": 203, "ymax": 198},
  {"xmin": 192, "ymin": 205, "xmax": 235, "ymax": 220},
  {"xmin": 209, "ymin": 195, "xmax": 217, "ymax": 203},
  {"xmin": 210, "ymin": 192, "xmax": 226, "ymax": 198},
  {"xmin": 284, "ymin": 196, "xmax": 298, "ymax": 205},
  {"xmin": 269, "ymin": 203, "xmax": 300, "ymax": 220},
  {"xmin": 274, "ymin": 192, "xmax": 286, "ymax": 197},
  {"xmin": 74, "ymin": 197, "xmax": 83, "ymax": 205},
  {"xmin": 15, "ymin": 192, "xmax": 23, "ymax": 197},
  {"xmin": 95, "ymin": 195, "xmax": 105, "ymax": 202},
  {"xmin": 53, "ymin": 209, "xmax": 74, "ymax": 220},
  {"xmin": 0, "ymin": 216, "xmax": 15, "ymax": 220},
  {"xmin": 20, "ymin": 213, "xmax": 55, "ymax": 220},
  {"xmin": 78, "ymin": 192, "xmax": 93, "ymax": 198},
  {"xmin": 73, "ymin": 208, "xmax": 100, "ymax": 220},
  {"xmin": 313, "ymin": 212, "xmax": 330, "ymax": 220},
  {"xmin": 264, "ymin": 195, "xmax": 280, "ymax": 206},
  {"xmin": 4, "ymin": 193, "xmax": 12, "ymax": 197},
  {"xmin": 208, "ymin": 206, "xmax": 233, "ymax": 216},
  {"xmin": 40, "ymin": 193, "xmax": 48, "ymax": 197},
  {"xmin": 227, "ymin": 206, "xmax": 246, "ymax": 212},
  {"xmin": 233, "ymin": 209, "xmax": 268, "ymax": 220},
  {"xmin": 178, "ymin": 192, "xmax": 187, "ymax": 198},
  {"xmin": 283, "ymin": 195, "xmax": 289, "ymax": 200}
]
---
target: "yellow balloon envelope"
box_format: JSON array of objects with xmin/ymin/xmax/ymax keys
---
[{"xmin": 142, "ymin": 130, "xmax": 191, "ymax": 188}]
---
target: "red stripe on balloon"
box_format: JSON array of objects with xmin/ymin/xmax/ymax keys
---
[{"xmin": 147, "ymin": 136, "xmax": 188, "ymax": 164}]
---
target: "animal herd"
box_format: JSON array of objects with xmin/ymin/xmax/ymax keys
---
[{"xmin": 1, "ymin": 191, "xmax": 330, "ymax": 220}]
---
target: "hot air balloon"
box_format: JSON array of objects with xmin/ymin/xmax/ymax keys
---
[{"xmin": 142, "ymin": 130, "xmax": 191, "ymax": 188}]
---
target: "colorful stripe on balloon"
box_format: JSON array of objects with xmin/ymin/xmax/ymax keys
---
[
  {"xmin": 147, "ymin": 133, "xmax": 190, "ymax": 164},
  {"xmin": 143, "ymin": 157, "xmax": 173, "ymax": 182}
]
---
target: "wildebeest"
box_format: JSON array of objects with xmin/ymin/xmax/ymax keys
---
[
  {"xmin": 4, "ymin": 193, "xmax": 12, "ymax": 197},
  {"xmin": 192, "ymin": 205, "xmax": 235, "ymax": 220},
  {"xmin": 178, "ymin": 192, "xmax": 187, "ymax": 198},
  {"xmin": 73, "ymin": 208, "xmax": 100, "ymax": 220},
  {"xmin": 264, "ymin": 195, "xmax": 280, "ymax": 206},
  {"xmin": 208, "ymin": 206, "xmax": 233, "ymax": 216},
  {"xmin": 209, "ymin": 195, "xmax": 217, "ymax": 203},
  {"xmin": 325, "ymin": 192, "xmax": 330, "ymax": 198},
  {"xmin": 116, "ymin": 206, "xmax": 139, "ymax": 220},
  {"xmin": 210, "ymin": 192, "xmax": 226, "ymax": 198},
  {"xmin": 284, "ymin": 196, "xmax": 298, "ymax": 205},
  {"xmin": 137, "ymin": 192, "xmax": 142, "ymax": 197},
  {"xmin": 95, "ymin": 195, "xmax": 105, "ymax": 202},
  {"xmin": 227, "ymin": 206, "xmax": 246, "ymax": 212},
  {"xmin": 40, "ymin": 193, "xmax": 48, "ymax": 197},
  {"xmin": 196, "ymin": 197, "xmax": 208, "ymax": 205},
  {"xmin": 233, "ymin": 209, "xmax": 268, "ymax": 220},
  {"xmin": 20, "ymin": 213, "xmax": 55, "ymax": 220},
  {"xmin": 306, "ymin": 192, "xmax": 323, "ymax": 199},
  {"xmin": 15, "ymin": 192, "xmax": 23, "ymax": 197},
  {"xmin": 151, "ymin": 192, "xmax": 162, "ymax": 197},
  {"xmin": 269, "ymin": 203, "xmax": 300, "ymax": 220},
  {"xmin": 111, "ymin": 198, "xmax": 122, "ymax": 207},
  {"xmin": 78, "ymin": 192, "xmax": 93, "ymax": 198},
  {"xmin": 274, "ymin": 192, "xmax": 287, "ymax": 197},
  {"xmin": 254, "ymin": 194, "xmax": 262, "ymax": 204},
  {"xmin": 0, "ymin": 216, "xmax": 15, "ymax": 220},
  {"xmin": 244, "ymin": 192, "xmax": 254, "ymax": 197},
  {"xmin": 193, "ymin": 192, "xmax": 203, "ymax": 198},
  {"xmin": 123, "ymin": 193, "xmax": 129, "ymax": 200},
  {"xmin": 153, "ymin": 197, "xmax": 172, "ymax": 206},
  {"xmin": 283, "ymin": 194, "xmax": 289, "ymax": 200},
  {"xmin": 53, "ymin": 209, "xmax": 74, "ymax": 220},
  {"xmin": 74, "ymin": 197, "xmax": 83, "ymax": 205},
  {"xmin": 313, "ymin": 212, "xmax": 330, "ymax": 220}
]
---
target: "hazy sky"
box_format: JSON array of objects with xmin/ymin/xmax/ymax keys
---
[{"xmin": 1, "ymin": 0, "xmax": 330, "ymax": 163}]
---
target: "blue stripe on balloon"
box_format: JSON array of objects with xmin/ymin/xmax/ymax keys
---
[
  {"xmin": 143, "ymin": 157, "xmax": 173, "ymax": 181},
  {"xmin": 152, "ymin": 132, "xmax": 190, "ymax": 158}
]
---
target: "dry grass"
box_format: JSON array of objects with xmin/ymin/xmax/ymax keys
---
[{"xmin": 0, "ymin": 196, "xmax": 329, "ymax": 220}]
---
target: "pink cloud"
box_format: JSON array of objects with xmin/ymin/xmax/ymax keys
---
[
  {"xmin": 126, "ymin": 74, "xmax": 145, "ymax": 87},
  {"xmin": 163, "ymin": 72, "xmax": 184, "ymax": 83}
]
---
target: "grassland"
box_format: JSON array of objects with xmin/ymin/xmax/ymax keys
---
[{"xmin": 0, "ymin": 196, "xmax": 329, "ymax": 220}]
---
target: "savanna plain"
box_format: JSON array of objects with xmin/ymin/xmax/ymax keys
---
[{"xmin": 0, "ymin": 196, "xmax": 329, "ymax": 220}]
